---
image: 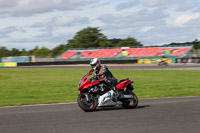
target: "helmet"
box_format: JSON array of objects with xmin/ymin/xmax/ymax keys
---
[{"xmin": 90, "ymin": 58, "xmax": 101, "ymax": 71}]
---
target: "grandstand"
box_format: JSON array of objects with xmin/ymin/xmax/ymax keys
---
[
  {"xmin": 81, "ymin": 49, "xmax": 121, "ymax": 58},
  {"xmin": 58, "ymin": 51, "xmax": 77, "ymax": 59},
  {"xmin": 58, "ymin": 46, "xmax": 192, "ymax": 59}
]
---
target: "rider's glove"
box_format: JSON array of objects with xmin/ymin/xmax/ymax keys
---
[
  {"xmin": 89, "ymin": 69, "xmax": 94, "ymax": 75},
  {"xmin": 90, "ymin": 75, "xmax": 98, "ymax": 81}
]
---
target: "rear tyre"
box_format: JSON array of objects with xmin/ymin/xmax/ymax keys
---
[
  {"xmin": 122, "ymin": 91, "xmax": 138, "ymax": 109},
  {"xmin": 77, "ymin": 93, "xmax": 97, "ymax": 112}
]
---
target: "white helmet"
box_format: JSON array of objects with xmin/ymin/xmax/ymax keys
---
[{"xmin": 90, "ymin": 58, "xmax": 101, "ymax": 71}]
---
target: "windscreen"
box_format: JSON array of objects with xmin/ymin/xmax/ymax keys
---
[{"xmin": 78, "ymin": 73, "xmax": 88, "ymax": 87}]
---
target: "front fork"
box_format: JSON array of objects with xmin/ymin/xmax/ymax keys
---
[{"xmin": 82, "ymin": 93, "xmax": 93, "ymax": 102}]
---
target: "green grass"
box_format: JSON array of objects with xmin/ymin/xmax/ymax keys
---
[{"xmin": 0, "ymin": 68, "xmax": 200, "ymax": 106}]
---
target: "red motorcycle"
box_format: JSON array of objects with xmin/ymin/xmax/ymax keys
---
[{"xmin": 77, "ymin": 71, "xmax": 138, "ymax": 112}]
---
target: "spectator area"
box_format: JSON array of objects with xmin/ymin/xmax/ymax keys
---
[
  {"xmin": 171, "ymin": 47, "xmax": 191, "ymax": 56},
  {"xmin": 81, "ymin": 49, "xmax": 121, "ymax": 58},
  {"xmin": 127, "ymin": 47, "xmax": 176, "ymax": 57},
  {"xmin": 58, "ymin": 51, "xmax": 77, "ymax": 59},
  {"xmin": 58, "ymin": 47, "xmax": 192, "ymax": 59}
]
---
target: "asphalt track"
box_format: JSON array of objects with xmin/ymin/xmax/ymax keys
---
[
  {"xmin": 14, "ymin": 63, "xmax": 200, "ymax": 70},
  {"xmin": 1, "ymin": 64, "xmax": 200, "ymax": 133},
  {"xmin": 0, "ymin": 96, "xmax": 200, "ymax": 133}
]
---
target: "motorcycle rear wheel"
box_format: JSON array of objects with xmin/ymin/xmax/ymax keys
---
[
  {"xmin": 122, "ymin": 92, "xmax": 138, "ymax": 109},
  {"xmin": 77, "ymin": 93, "xmax": 97, "ymax": 112}
]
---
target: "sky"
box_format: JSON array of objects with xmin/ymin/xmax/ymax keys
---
[{"xmin": 0, "ymin": 0, "xmax": 200, "ymax": 50}]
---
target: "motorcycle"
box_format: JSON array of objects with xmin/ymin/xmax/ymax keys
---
[
  {"xmin": 77, "ymin": 70, "xmax": 138, "ymax": 112},
  {"xmin": 158, "ymin": 58, "xmax": 168, "ymax": 66}
]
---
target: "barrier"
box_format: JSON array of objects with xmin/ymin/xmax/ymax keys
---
[
  {"xmin": 176, "ymin": 58, "xmax": 200, "ymax": 63},
  {"xmin": 0, "ymin": 63, "xmax": 4, "ymax": 67},
  {"xmin": 0, "ymin": 62, "xmax": 17, "ymax": 67},
  {"xmin": 138, "ymin": 58, "xmax": 176, "ymax": 64},
  {"xmin": 1, "ymin": 56, "xmax": 35, "ymax": 63},
  {"xmin": 137, "ymin": 59, "xmax": 143, "ymax": 64},
  {"xmin": 168, "ymin": 58, "xmax": 176, "ymax": 63},
  {"xmin": 151, "ymin": 59, "xmax": 157, "ymax": 63},
  {"xmin": 18, "ymin": 59, "xmax": 138, "ymax": 66},
  {"xmin": 145, "ymin": 59, "xmax": 151, "ymax": 64}
]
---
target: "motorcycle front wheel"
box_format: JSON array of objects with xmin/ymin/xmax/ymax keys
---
[{"xmin": 77, "ymin": 93, "xmax": 97, "ymax": 112}]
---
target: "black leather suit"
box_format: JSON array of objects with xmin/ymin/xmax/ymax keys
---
[{"xmin": 94, "ymin": 65, "xmax": 118, "ymax": 88}]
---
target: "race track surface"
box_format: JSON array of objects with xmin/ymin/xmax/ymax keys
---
[
  {"xmin": 1, "ymin": 96, "xmax": 200, "ymax": 133},
  {"xmin": 11, "ymin": 63, "xmax": 200, "ymax": 70}
]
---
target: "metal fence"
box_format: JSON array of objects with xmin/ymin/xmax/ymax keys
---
[{"xmin": 0, "ymin": 56, "xmax": 35, "ymax": 63}]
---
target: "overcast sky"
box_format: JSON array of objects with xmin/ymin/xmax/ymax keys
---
[{"xmin": 0, "ymin": 0, "xmax": 200, "ymax": 50}]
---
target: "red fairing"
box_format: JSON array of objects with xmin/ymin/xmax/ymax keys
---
[
  {"xmin": 80, "ymin": 81, "xmax": 100, "ymax": 93},
  {"xmin": 78, "ymin": 73, "xmax": 100, "ymax": 93},
  {"xmin": 78, "ymin": 72, "xmax": 132, "ymax": 93},
  {"xmin": 116, "ymin": 79, "xmax": 131, "ymax": 90},
  {"xmin": 78, "ymin": 74, "xmax": 89, "ymax": 90}
]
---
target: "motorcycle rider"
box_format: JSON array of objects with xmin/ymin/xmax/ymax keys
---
[{"xmin": 90, "ymin": 58, "xmax": 119, "ymax": 101}]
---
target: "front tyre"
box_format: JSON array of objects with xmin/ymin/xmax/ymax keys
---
[
  {"xmin": 122, "ymin": 92, "xmax": 138, "ymax": 109},
  {"xmin": 77, "ymin": 93, "xmax": 97, "ymax": 112}
]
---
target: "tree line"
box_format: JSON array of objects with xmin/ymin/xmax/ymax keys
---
[{"xmin": 0, "ymin": 27, "xmax": 200, "ymax": 58}]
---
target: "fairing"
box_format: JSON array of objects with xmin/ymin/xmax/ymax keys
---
[
  {"xmin": 78, "ymin": 73, "xmax": 133, "ymax": 93},
  {"xmin": 78, "ymin": 73, "xmax": 100, "ymax": 93}
]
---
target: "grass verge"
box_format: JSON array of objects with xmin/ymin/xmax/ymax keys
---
[{"xmin": 0, "ymin": 68, "xmax": 200, "ymax": 106}]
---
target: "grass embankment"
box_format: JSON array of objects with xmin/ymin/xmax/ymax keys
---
[{"xmin": 0, "ymin": 68, "xmax": 200, "ymax": 106}]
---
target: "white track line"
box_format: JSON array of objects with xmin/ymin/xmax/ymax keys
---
[{"xmin": 0, "ymin": 102, "xmax": 77, "ymax": 109}]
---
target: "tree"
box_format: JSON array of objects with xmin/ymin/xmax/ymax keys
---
[
  {"xmin": 32, "ymin": 47, "xmax": 51, "ymax": 57},
  {"xmin": 116, "ymin": 37, "xmax": 142, "ymax": 47},
  {"xmin": 108, "ymin": 38, "xmax": 122, "ymax": 46},
  {"xmin": 193, "ymin": 39, "xmax": 200, "ymax": 50},
  {"xmin": 51, "ymin": 44, "xmax": 68, "ymax": 57},
  {"xmin": 67, "ymin": 27, "xmax": 111, "ymax": 48},
  {"xmin": 10, "ymin": 48, "xmax": 21, "ymax": 56},
  {"xmin": 0, "ymin": 47, "xmax": 10, "ymax": 57}
]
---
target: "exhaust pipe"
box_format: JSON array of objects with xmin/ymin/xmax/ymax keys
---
[{"xmin": 119, "ymin": 94, "xmax": 134, "ymax": 99}]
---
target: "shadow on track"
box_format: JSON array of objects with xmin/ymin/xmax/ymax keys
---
[
  {"xmin": 136, "ymin": 105, "xmax": 150, "ymax": 109},
  {"xmin": 95, "ymin": 105, "xmax": 150, "ymax": 112}
]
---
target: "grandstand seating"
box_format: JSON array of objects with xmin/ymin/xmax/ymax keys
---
[
  {"xmin": 57, "ymin": 47, "xmax": 192, "ymax": 59},
  {"xmin": 126, "ymin": 47, "xmax": 175, "ymax": 57},
  {"xmin": 171, "ymin": 47, "xmax": 191, "ymax": 56},
  {"xmin": 58, "ymin": 51, "xmax": 77, "ymax": 59},
  {"xmin": 127, "ymin": 48, "xmax": 158, "ymax": 57},
  {"xmin": 81, "ymin": 49, "xmax": 121, "ymax": 58}
]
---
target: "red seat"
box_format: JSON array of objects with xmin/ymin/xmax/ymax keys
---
[
  {"xmin": 81, "ymin": 49, "xmax": 121, "ymax": 58},
  {"xmin": 58, "ymin": 51, "xmax": 77, "ymax": 59},
  {"xmin": 171, "ymin": 47, "xmax": 191, "ymax": 56},
  {"xmin": 128, "ymin": 47, "xmax": 161, "ymax": 57}
]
